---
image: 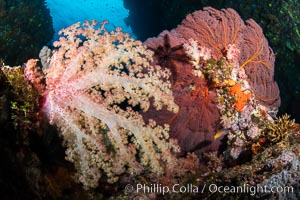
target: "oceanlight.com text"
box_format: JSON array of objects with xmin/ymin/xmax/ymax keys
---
[{"xmin": 124, "ymin": 183, "xmax": 294, "ymax": 196}]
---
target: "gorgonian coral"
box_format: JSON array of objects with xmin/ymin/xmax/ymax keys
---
[
  {"xmin": 182, "ymin": 32, "xmax": 285, "ymax": 159},
  {"xmin": 24, "ymin": 20, "xmax": 199, "ymax": 189},
  {"xmin": 144, "ymin": 32, "xmax": 222, "ymax": 153},
  {"xmin": 176, "ymin": 7, "xmax": 280, "ymax": 109},
  {"xmin": 144, "ymin": 7, "xmax": 281, "ymax": 157}
]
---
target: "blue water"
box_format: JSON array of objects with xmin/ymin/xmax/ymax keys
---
[{"xmin": 45, "ymin": 0, "xmax": 135, "ymax": 41}]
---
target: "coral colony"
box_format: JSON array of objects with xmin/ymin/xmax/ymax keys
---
[
  {"xmin": 143, "ymin": 7, "xmax": 280, "ymax": 156},
  {"xmin": 24, "ymin": 20, "xmax": 198, "ymax": 188},
  {"xmin": 0, "ymin": 7, "xmax": 299, "ymax": 198}
]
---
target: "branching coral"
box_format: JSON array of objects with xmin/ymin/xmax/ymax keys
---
[
  {"xmin": 263, "ymin": 114, "xmax": 295, "ymax": 144},
  {"xmin": 23, "ymin": 20, "xmax": 199, "ymax": 189}
]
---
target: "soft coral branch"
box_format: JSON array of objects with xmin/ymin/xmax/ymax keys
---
[{"xmin": 24, "ymin": 21, "xmax": 198, "ymax": 188}]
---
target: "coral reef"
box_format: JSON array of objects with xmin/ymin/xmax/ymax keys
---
[
  {"xmin": 0, "ymin": 5, "xmax": 299, "ymax": 200},
  {"xmin": 194, "ymin": 124, "xmax": 300, "ymax": 200},
  {"xmin": 0, "ymin": 0, "xmax": 54, "ymax": 66},
  {"xmin": 1, "ymin": 64, "xmax": 40, "ymax": 138},
  {"xmin": 0, "ymin": 63, "xmax": 9, "ymax": 126},
  {"xmin": 182, "ymin": 37, "xmax": 277, "ymax": 160},
  {"xmin": 258, "ymin": 151, "xmax": 300, "ymax": 199},
  {"xmin": 124, "ymin": 0, "xmax": 300, "ymax": 123},
  {"xmin": 110, "ymin": 125, "xmax": 300, "ymax": 199},
  {"xmin": 0, "ymin": 61, "xmax": 82, "ymax": 199},
  {"xmin": 143, "ymin": 7, "xmax": 280, "ymax": 157}
]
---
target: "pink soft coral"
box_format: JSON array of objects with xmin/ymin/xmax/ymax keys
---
[{"xmin": 24, "ymin": 21, "xmax": 198, "ymax": 188}]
